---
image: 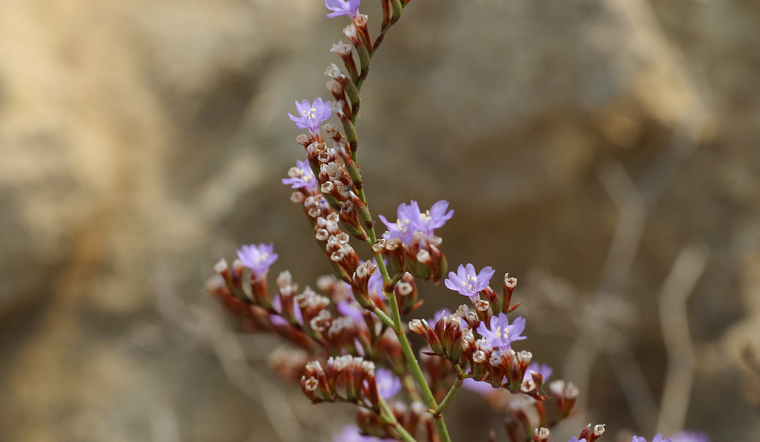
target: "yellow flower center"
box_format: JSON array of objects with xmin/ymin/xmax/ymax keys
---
[
  {"xmin": 494, "ymin": 326, "xmax": 509, "ymax": 339},
  {"xmin": 302, "ymin": 107, "xmax": 318, "ymax": 119}
]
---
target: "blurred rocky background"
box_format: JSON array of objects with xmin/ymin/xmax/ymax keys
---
[{"xmin": 1, "ymin": 0, "xmax": 758, "ymax": 441}]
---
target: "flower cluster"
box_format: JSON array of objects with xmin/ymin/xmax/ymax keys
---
[
  {"xmin": 301, "ymin": 356, "xmax": 384, "ymax": 407},
  {"xmin": 373, "ymin": 200, "xmax": 453, "ymax": 283},
  {"xmin": 200, "ymin": 1, "xmax": 714, "ymax": 442},
  {"xmin": 379, "ymin": 200, "xmax": 454, "ymax": 246}
]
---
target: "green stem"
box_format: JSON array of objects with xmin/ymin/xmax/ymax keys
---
[
  {"xmin": 373, "ymin": 306, "xmax": 396, "ymax": 329},
  {"xmin": 337, "ymin": 6, "xmax": 454, "ymax": 442},
  {"xmin": 434, "ymin": 377, "xmax": 463, "ymax": 416},
  {"xmin": 378, "ymin": 396, "xmax": 418, "ymax": 442},
  {"xmin": 374, "ymin": 255, "xmax": 453, "ymax": 442}
]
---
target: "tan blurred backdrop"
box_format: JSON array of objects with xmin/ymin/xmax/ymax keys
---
[{"xmin": 1, "ymin": 0, "xmax": 759, "ymax": 441}]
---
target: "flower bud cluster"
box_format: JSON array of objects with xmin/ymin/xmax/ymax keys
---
[
  {"xmin": 393, "ymin": 272, "xmax": 421, "ymax": 315},
  {"xmin": 268, "ymin": 346, "xmax": 310, "ymax": 381},
  {"xmin": 300, "ymin": 356, "xmax": 382, "ymax": 409},
  {"xmin": 410, "ymin": 304, "xmax": 542, "ymax": 397},
  {"xmin": 206, "ymin": 273, "xmax": 269, "ymax": 332},
  {"xmin": 326, "ymin": 63, "xmax": 360, "ymax": 125},
  {"xmin": 349, "ymin": 260, "xmax": 383, "ymax": 310},
  {"xmin": 210, "ymin": 246, "xmax": 383, "ymax": 358},
  {"xmin": 549, "ymin": 379, "xmax": 580, "ymax": 418},
  {"xmin": 315, "ymin": 214, "xmax": 361, "ymax": 281},
  {"xmin": 302, "ymin": 138, "xmax": 369, "ymax": 243}
]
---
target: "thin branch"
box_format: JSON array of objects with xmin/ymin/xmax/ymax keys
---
[
  {"xmin": 656, "ymin": 244, "xmax": 710, "ymax": 434},
  {"xmin": 563, "ymin": 89, "xmax": 710, "ymax": 419},
  {"xmin": 608, "ymin": 342, "xmax": 660, "ymax": 431}
]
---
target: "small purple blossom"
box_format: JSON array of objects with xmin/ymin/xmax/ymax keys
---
[
  {"xmin": 337, "ymin": 299, "xmax": 366, "ymax": 328},
  {"xmin": 333, "ymin": 424, "xmax": 393, "ymax": 442},
  {"xmin": 672, "ymin": 431, "xmax": 710, "ymax": 442},
  {"xmin": 367, "ymin": 269, "xmax": 383, "ymax": 299},
  {"xmin": 444, "ymin": 263, "xmax": 495, "ymax": 298},
  {"xmin": 237, "ymin": 243, "xmax": 278, "ymax": 277},
  {"xmin": 282, "ymin": 159, "xmax": 317, "ymax": 192},
  {"xmin": 288, "ymin": 98, "xmax": 332, "ymax": 135},
  {"xmin": 325, "ymin": 0, "xmax": 361, "ymax": 19},
  {"xmin": 462, "ymin": 377, "xmax": 498, "ymax": 395},
  {"xmin": 476, "ymin": 313, "xmax": 526, "ymax": 350},
  {"xmin": 524, "ymin": 362, "xmax": 552, "ymax": 382},
  {"xmin": 375, "ymin": 368, "xmax": 402, "ymax": 399},
  {"xmin": 568, "ymin": 438, "xmax": 587, "ymax": 442},
  {"xmin": 431, "ymin": 308, "xmax": 452, "ymax": 324},
  {"xmin": 379, "ymin": 200, "xmax": 454, "ymax": 245},
  {"xmin": 633, "ymin": 435, "xmax": 673, "ymax": 442}
]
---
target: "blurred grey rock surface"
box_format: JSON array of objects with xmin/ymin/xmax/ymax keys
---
[{"xmin": 0, "ymin": 0, "xmax": 757, "ymax": 441}]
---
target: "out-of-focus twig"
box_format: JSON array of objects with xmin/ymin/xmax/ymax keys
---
[
  {"xmin": 656, "ymin": 244, "xmax": 711, "ymax": 434},
  {"xmin": 608, "ymin": 344, "xmax": 660, "ymax": 432},
  {"xmin": 563, "ymin": 157, "xmax": 652, "ymax": 418},
  {"xmin": 563, "ymin": 65, "xmax": 712, "ymax": 428}
]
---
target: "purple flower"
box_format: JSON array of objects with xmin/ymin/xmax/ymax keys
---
[
  {"xmin": 431, "ymin": 308, "xmax": 452, "ymax": 324},
  {"xmin": 270, "ymin": 295, "xmax": 303, "ymax": 327},
  {"xmin": 333, "ymin": 424, "xmax": 393, "ymax": 442},
  {"xmin": 379, "ymin": 200, "xmax": 454, "ymax": 245},
  {"xmin": 462, "ymin": 377, "xmax": 498, "ymax": 395},
  {"xmin": 524, "ymin": 362, "xmax": 552, "ymax": 382},
  {"xmin": 367, "ymin": 270, "xmax": 384, "ymax": 299},
  {"xmin": 568, "ymin": 438, "xmax": 587, "ymax": 442},
  {"xmin": 476, "ymin": 313, "xmax": 526, "ymax": 350},
  {"xmin": 288, "ymin": 98, "xmax": 332, "ymax": 135},
  {"xmin": 282, "ymin": 159, "xmax": 317, "ymax": 192},
  {"xmin": 672, "ymin": 432, "xmax": 710, "ymax": 442},
  {"xmin": 325, "ymin": 0, "xmax": 361, "ymax": 19},
  {"xmin": 375, "ymin": 368, "xmax": 402, "ymax": 399},
  {"xmin": 337, "ymin": 299, "xmax": 366, "ymax": 328},
  {"xmin": 633, "ymin": 435, "xmax": 673, "ymax": 442},
  {"xmin": 444, "ymin": 263, "xmax": 495, "ymax": 298},
  {"xmin": 237, "ymin": 243, "xmax": 278, "ymax": 277}
]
